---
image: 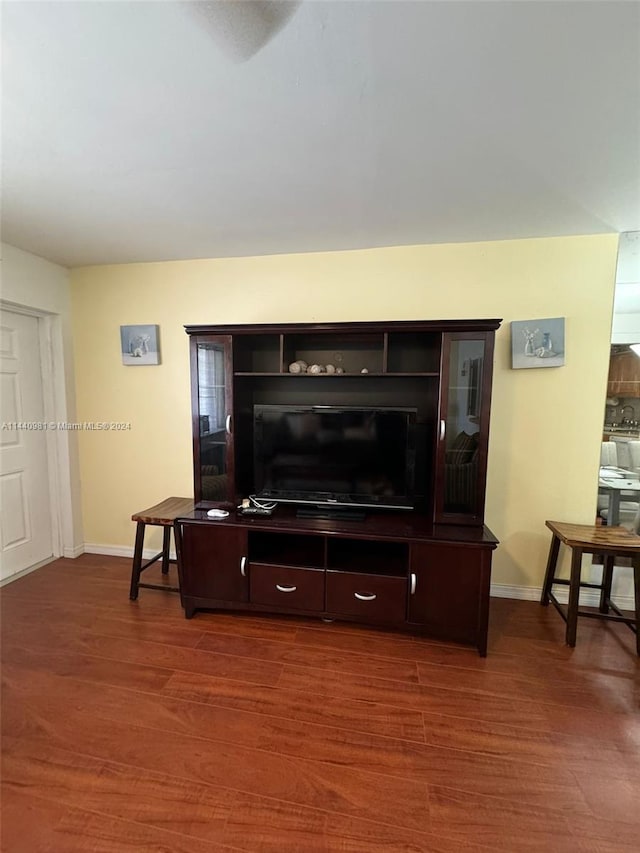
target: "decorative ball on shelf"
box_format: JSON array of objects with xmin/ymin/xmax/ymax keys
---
[
  {"xmin": 360, "ymin": 368, "xmax": 369, "ymax": 374},
  {"xmin": 297, "ymin": 360, "xmax": 308, "ymax": 371},
  {"xmin": 335, "ymin": 367, "xmax": 344, "ymax": 374},
  {"xmin": 325, "ymin": 363, "xmax": 336, "ymax": 374},
  {"xmin": 288, "ymin": 361, "xmax": 302, "ymax": 373},
  {"xmin": 308, "ymin": 363, "xmax": 323, "ymax": 374}
]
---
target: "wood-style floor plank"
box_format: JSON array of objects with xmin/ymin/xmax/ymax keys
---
[
  {"xmin": 3, "ymin": 621, "xmax": 284, "ymax": 687},
  {"xmin": 163, "ymin": 669, "xmax": 426, "ymax": 742},
  {"xmin": 415, "ymin": 658, "xmax": 638, "ymax": 714},
  {"xmin": 1, "ymin": 786, "xmax": 235, "ymax": 853},
  {"xmin": 2, "ymin": 643, "xmax": 173, "ymax": 693},
  {"xmin": 2, "ymin": 737, "xmax": 237, "ymax": 841},
  {"xmin": 2, "ymin": 680, "xmax": 433, "ymax": 834},
  {"xmin": 427, "ymin": 785, "xmax": 586, "ymax": 853},
  {"xmin": 0, "ymin": 786, "xmax": 78, "ymax": 853},
  {"xmin": 218, "ymin": 794, "xmax": 485, "ymax": 853},
  {"xmin": 2, "ymin": 555, "xmax": 639, "ymax": 853},
  {"xmin": 421, "ymin": 710, "xmax": 634, "ymax": 769},
  {"xmin": 196, "ymin": 629, "xmax": 422, "ymax": 684}
]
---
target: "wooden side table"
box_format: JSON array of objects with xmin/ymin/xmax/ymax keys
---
[
  {"xmin": 541, "ymin": 520, "xmax": 640, "ymax": 655},
  {"xmin": 129, "ymin": 497, "xmax": 194, "ymax": 599}
]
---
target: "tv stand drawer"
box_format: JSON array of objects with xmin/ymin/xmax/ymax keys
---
[
  {"xmin": 326, "ymin": 571, "xmax": 407, "ymax": 624},
  {"xmin": 250, "ymin": 563, "xmax": 324, "ymax": 611}
]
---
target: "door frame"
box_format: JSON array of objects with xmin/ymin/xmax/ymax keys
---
[{"xmin": 1, "ymin": 299, "xmax": 77, "ymax": 570}]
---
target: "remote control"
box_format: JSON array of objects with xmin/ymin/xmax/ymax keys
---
[{"xmin": 240, "ymin": 507, "xmax": 273, "ymax": 516}]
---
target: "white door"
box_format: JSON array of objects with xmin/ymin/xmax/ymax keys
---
[{"xmin": 0, "ymin": 310, "xmax": 54, "ymax": 580}]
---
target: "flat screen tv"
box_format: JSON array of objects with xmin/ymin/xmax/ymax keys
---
[{"xmin": 253, "ymin": 404, "xmax": 417, "ymax": 511}]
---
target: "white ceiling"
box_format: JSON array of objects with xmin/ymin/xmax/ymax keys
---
[{"xmin": 2, "ymin": 0, "xmax": 640, "ymax": 268}]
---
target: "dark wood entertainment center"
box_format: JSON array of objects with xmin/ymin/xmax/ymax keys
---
[{"xmin": 175, "ymin": 319, "xmax": 500, "ymax": 655}]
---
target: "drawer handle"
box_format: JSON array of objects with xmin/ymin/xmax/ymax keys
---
[
  {"xmin": 354, "ymin": 592, "xmax": 377, "ymax": 601},
  {"xmin": 410, "ymin": 572, "xmax": 417, "ymax": 595},
  {"xmin": 240, "ymin": 556, "xmax": 247, "ymax": 577},
  {"xmin": 276, "ymin": 584, "xmax": 297, "ymax": 593}
]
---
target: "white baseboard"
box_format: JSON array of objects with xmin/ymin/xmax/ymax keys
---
[
  {"xmin": 491, "ymin": 582, "xmax": 635, "ymax": 611},
  {"xmin": 84, "ymin": 543, "xmax": 176, "ymax": 561},
  {"xmin": 63, "ymin": 543, "xmax": 85, "ymax": 559},
  {"xmin": 490, "ymin": 583, "xmax": 541, "ymax": 601}
]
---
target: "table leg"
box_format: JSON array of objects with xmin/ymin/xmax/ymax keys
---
[
  {"xmin": 633, "ymin": 555, "xmax": 640, "ymax": 657},
  {"xmin": 599, "ymin": 554, "xmax": 615, "ymax": 613},
  {"xmin": 161, "ymin": 525, "xmax": 171, "ymax": 574},
  {"xmin": 608, "ymin": 491, "xmax": 621, "ymax": 526},
  {"xmin": 566, "ymin": 547, "xmax": 583, "ymax": 647},
  {"xmin": 541, "ymin": 534, "xmax": 561, "ymax": 605},
  {"xmin": 129, "ymin": 521, "xmax": 145, "ymax": 601}
]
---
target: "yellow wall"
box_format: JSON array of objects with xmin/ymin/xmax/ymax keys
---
[{"xmin": 70, "ymin": 234, "xmax": 618, "ymax": 590}]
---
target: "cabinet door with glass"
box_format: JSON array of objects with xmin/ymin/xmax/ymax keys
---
[
  {"xmin": 191, "ymin": 335, "xmax": 235, "ymax": 504},
  {"xmin": 434, "ymin": 332, "xmax": 494, "ymax": 525}
]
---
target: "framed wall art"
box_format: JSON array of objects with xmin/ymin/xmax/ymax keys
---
[
  {"xmin": 511, "ymin": 317, "xmax": 565, "ymax": 369},
  {"xmin": 120, "ymin": 324, "xmax": 161, "ymax": 366}
]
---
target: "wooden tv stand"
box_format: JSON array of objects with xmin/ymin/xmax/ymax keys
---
[
  {"xmin": 177, "ymin": 319, "xmax": 501, "ymax": 655},
  {"xmin": 175, "ymin": 505, "xmax": 497, "ymax": 655}
]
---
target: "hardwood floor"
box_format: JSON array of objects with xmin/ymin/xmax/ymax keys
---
[{"xmin": 1, "ymin": 554, "xmax": 639, "ymax": 852}]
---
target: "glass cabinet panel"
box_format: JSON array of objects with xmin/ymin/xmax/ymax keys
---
[
  {"xmin": 195, "ymin": 337, "xmax": 233, "ymax": 502},
  {"xmin": 436, "ymin": 335, "xmax": 489, "ymax": 523}
]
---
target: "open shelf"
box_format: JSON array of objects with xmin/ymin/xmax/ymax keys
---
[
  {"xmin": 248, "ymin": 531, "xmax": 324, "ymax": 568},
  {"xmin": 232, "ymin": 331, "xmax": 442, "ymax": 377},
  {"xmin": 233, "ymin": 335, "xmax": 281, "ymax": 373},
  {"xmin": 387, "ymin": 333, "xmax": 441, "ymax": 373},
  {"xmin": 234, "ymin": 372, "xmax": 440, "ymax": 378},
  {"xmin": 283, "ymin": 333, "xmax": 384, "ymax": 375},
  {"xmin": 326, "ymin": 538, "xmax": 408, "ymax": 577}
]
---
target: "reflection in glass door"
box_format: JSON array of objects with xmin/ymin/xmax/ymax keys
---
[
  {"xmin": 437, "ymin": 335, "xmax": 488, "ymax": 523},
  {"xmin": 196, "ymin": 338, "xmax": 232, "ymax": 502}
]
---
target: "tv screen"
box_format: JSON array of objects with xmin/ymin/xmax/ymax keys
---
[{"xmin": 253, "ymin": 405, "xmax": 416, "ymax": 510}]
